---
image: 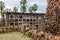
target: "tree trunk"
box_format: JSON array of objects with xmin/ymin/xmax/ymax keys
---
[{"xmin": 1, "ymin": 9, "xmax": 5, "ymax": 26}]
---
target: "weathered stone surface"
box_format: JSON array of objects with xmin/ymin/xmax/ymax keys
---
[{"xmin": 45, "ymin": 0, "xmax": 60, "ymax": 35}]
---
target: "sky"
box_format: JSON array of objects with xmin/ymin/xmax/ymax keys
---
[{"xmin": 0, "ymin": 0, "xmax": 47, "ymax": 13}]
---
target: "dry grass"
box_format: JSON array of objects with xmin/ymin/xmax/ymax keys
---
[{"xmin": 0, "ymin": 31, "xmax": 33, "ymax": 40}]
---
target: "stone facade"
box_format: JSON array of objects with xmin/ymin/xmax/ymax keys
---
[
  {"xmin": 45, "ymin": 0, "xmax": 60, "ymax": 35},
  {"xmin": 5, "ymin": 12, "xmax": 46, "ymax": 30}
]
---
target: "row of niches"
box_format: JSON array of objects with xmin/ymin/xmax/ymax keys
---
[
  {"xmin": 9, "ymin": 22, "xmax": 40, "ymax": 28},
  {"xmin": 9, "ymin": 15, "xmax": 41, "ymax": 19},
  {"xmin": 23, "ymin": 25, "xmax": 39, "ymax": 30},
  {"xmin": 23, "ymin": 19, "xmax": 42, "ymax": 21},
  {"xmin": 9, "ymin": 21, "xmax": 41, "ymax": 26},
  {"xmin": 10, "ymin": 22, "xmax": 21, "ymax": 26},
  {"xmin": 9, "ymin": 19, "xmax": 19, "ymax": 22},
  {"xmin": 31, "ymin": 25, "xmax": 40, "ymax": 30},
  {"xmin": 9, "ymin": 15, "xmax": 22, "ymax": 18},
  {"xmin": 23, "ymin": 21, "xmax": 41, "ymax": 25},
  {"xmin": 23, "ymin": 22, "xmax": 40, "ymax": 25},
  {"xmin": 9, "ymin": 19, "xmax": 41, "ymax": 23},
  {"xmin": 22, "ymin": 24, "xmax": 40, "ymax": 27},
  {"xmin": 10, "ymin": 22, "xmax": 18, "ymax": 26},
  {"xmin": 24, "ymin": 24, "xmax": 40, "ymax": 28},
  {"xmin": 9, "ymin": 18, "xmax": 42, "ymax": 22}
]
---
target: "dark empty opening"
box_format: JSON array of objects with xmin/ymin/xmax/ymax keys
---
[
  {"xmin": 27, "ymin": 25, "xmax": 29, "ymax": 27},
  {"xmin": 33, "ymin": 19, "xmax": 35, "ymax": 21},
  {"xmin": 19, "ymin": 16, "xmax": 22, "ymax": 18},
  {"xmin": 59, "ymin": 16, "xmax": 60, "ymax": 19},
  {"xmin": 36, "ymin": 25, "xmax": 38, "ymax": 27},
  {"xmin": 24, "ymin": 26, "xmax": 26, "ymax": 28},
  {"xmin": 15, "ymin": 23, "xmax": 18, "ymax": 25},
  {"xmin": 10, "ymin": 23, "xmax": 14, "ymax": 26},
  {"xmin": 36, "ymin": 25, "xmax": 39, "ymax": 29},
  {"xmin": 30, "ymin": 22, "xmax": 32, "ymax": 24},
  {"xmin": 46, "ymin": 23, "xmax": 47, "ymax": 25},
  {"xmin": 10, "ymin": 15, "xmax": 14, "ymax": 18},
  {"xmin": 23, "ymin": 19, "xmax": 26, "ymax": 21},
  {"xmin": 15, "ymin": 19, "xmax": 18, "ymax": 22},
  {"xmin": 43, "ymin": 20, "xmax": 45, "ymax": 22},
  {"xmin": 36, "ymin": 16, "xmax": 38, "ymax": 18},
  {"xmin": 19, "ymin": 19, "xmax": 22, "ymax": 21},
  {"xmin": 41, "ymin": 34, "xmax": 45, "ymax": 38},
  {"xmin": 27, "ymin": 19, "xmax": 29, "ymax": 21},
  {"xmin": 30, "ymin": 19, "xmax": 32, "ymax": 21}
]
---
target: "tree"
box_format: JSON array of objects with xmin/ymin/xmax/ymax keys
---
[
  {"xmin": 29, "ymin": 4, "xmax": 38, "ymax": 13},
  {"xmin": 13, "ymin": 7, "xmax": 18, "ymax": 12},
  {"xmin": 6, "ymin": 8, "xmax": 12, "ymax": 12},
  {"xmin": 20, "ymin": 0, "xmax": 27, "ymax": 13},
  {"xmin": 0, "ymin": 1, "xmax": 5, "ymax": 19},
  {"xmin": 32, "ymin": 4, "xmax": 38, "ymax": 12},
  {"xmin": 29, "ymin": 6, "xmax": 33, "ymax": 13},
  {"xmin": 0, "ymin": 1, "xmax": 5, "ymax": 26}
]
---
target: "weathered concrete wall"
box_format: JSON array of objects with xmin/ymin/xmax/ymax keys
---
[{"xmin": 6, "ymin": 12, "xmax": 46, "ymax": 31}]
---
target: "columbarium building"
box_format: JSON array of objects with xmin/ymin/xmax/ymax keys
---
[{"xmin": 5, "ymin": 12, "xmax": 46, "ymax": 30}]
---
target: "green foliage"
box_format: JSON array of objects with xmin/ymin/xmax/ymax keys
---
[
  {"xmin": 0, "ymin": 1, "xmax": 6, "ymax": 26},
  {"xmin": 0, "ymin": 1, "xmax": 5, "ymax": 10},
  {"xmin": 20, "ymin": 0, "xmax": 26, "ymax": 5},
  {"xmin": 29, "ymin": 4, "xmax": 38, "ymax": 13},
  {"xmin": 29, "ymin": 6, "xmax": 33, "ymax": 13},
  {"xmin": 20, "ymin": 0, "xmax": 26, "ymax": 13},
  {"xmin": 32, "ymin": 4, "xmax": 38, "ymax": 11},
  {"xmin": 21, "ymin": 5, "xmax": 26, "ymax": 12},
  {"xmin": 0, "ymin": 1, "xmax": 5, "ymax": 19},
  {"xmin": 0, "ymin": 19, "xmax": 5, "ymax": 26},
  {"xmin": 13, "ymin": 7, "xmax": 18, "ymax": 12}
]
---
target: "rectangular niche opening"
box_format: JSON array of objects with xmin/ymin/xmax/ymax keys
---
[
  {"xmin": 10, "ymin": 23, "xmax": 14, "ymax": 26},
  {"xmin": 15, "ymin": 23, "xmax": 18, "ymax": 25}
]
